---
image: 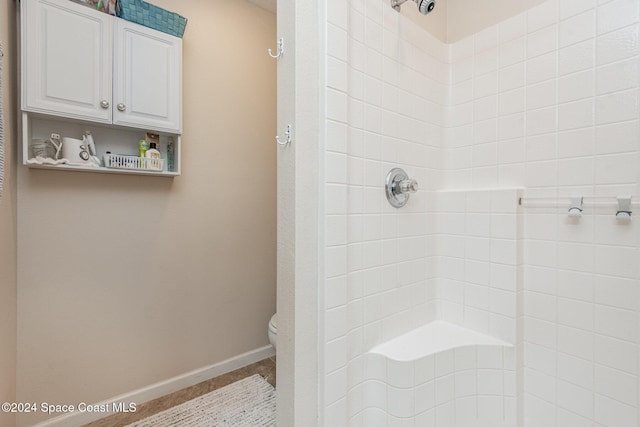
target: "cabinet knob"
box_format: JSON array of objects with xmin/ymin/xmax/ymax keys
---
[
  {"xmin": 100, "ymin": 100, "xmax": 110, "ymax": 109},
  {"xmin": 117, "ymin": 103, "xmax": 126, "ymax": 112}
]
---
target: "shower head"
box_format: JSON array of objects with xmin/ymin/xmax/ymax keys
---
[
  {"xmin": 417, "ymin": 0, "xmax": 436, "ymax": 14},
  {"xmin": 391, "ymin": 0, "xmax": 436, "ymax": 15}
]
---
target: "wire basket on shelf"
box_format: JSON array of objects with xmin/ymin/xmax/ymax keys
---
[{"xmin": 103, "ymin": 154, "xmax": 164, "ymax": 172}]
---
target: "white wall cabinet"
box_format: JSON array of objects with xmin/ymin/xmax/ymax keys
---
[
  {"xmin": 22, "ymin": 0, "xmax": 114, "ymax": 123},
  {"xmin": 20, "ymin": 0, "xmax": 182, "ymax": 176},
  {"xmin": 113, "ymin": 19, "xmax": 182, "ymax": 133}
]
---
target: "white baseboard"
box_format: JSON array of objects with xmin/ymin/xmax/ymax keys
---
[{"xmin": 32, "ymin": 345, "xmax": 275, "ymax": 427}]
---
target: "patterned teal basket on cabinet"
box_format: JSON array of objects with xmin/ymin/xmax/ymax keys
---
[{"xmin": 117, "ymin": 0, "xmax": 187, "ymax": 38}]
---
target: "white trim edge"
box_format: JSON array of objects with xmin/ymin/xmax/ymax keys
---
[{"xmin": 32, "ymin": 345, "xmax": 275, "ymax": 427}]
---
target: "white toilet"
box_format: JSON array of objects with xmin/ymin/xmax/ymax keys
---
[{"xmin": 268, "ymin": 314, "xmax": 277, "ymax": 350}]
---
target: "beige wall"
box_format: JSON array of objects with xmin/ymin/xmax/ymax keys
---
[
  {"xmin": 16, "ymin": 1, "xmax": 276, "ymax": 425},
  {"xmin": 446, "ymin": 0, "xmax": 546, "ymax": 41},
  {"xmin": 406, "ymin": 0, "xmax": 546, "ymax": 42},
  {"xmin": 0, "ymin": 1, "xmax": 18, "ymax": 426},
  {"xmin": 403, "ymin": 0, "xmax": 449, "ymax": 42}
]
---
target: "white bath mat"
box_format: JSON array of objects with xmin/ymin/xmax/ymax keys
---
[{"xmin": 124, "ymin": 374, "xmax": 276, "ymax": 427}]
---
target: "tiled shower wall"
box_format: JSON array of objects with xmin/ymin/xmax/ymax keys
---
[
  {"xmin": 434, "ymin": 188, "xmax": 523, "ymax": 344},
  {"xmin": 323, "ymin": 0, "xmax": 640, "ymax": 426},
  {"xmin": 446, "ymin": 0, "xmax": 640, "ymax": 425},
  {"xmin": 323, "ymin": 0, "xmax": 447, "ymax": 424}
]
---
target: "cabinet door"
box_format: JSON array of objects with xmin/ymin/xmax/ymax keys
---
[
  {"xmin": 113, "ymin": 20, "xmax": 182, "ymax": 133},
  {"xmin": 21, "ymin": 0, "xmax": 113, "ymax": 123}
]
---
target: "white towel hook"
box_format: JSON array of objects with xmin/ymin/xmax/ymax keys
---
[
  {"xmin": 268, "ymin": 37, "xmax": 284, "ymax": 59},
  {"xmin": 276, "ymin": 124, "xmax": 292, "ymax": 146}
]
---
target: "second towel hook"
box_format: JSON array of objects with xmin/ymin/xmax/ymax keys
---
[
  {"xmin": 268, "ymin": 37, "xmax": 284, "ymax": 59},
  {"xmin": 276, "ymin": 124, "xmax": 292, "ymax": 146}
]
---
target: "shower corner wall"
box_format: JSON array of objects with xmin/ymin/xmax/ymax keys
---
[
  {"xmin": 324, "ymin": 0, "xmax": 516, "ymax": 423},
  {"xmin": 323, "ymin": 0, "xmax": 526, "ymax": 425}
]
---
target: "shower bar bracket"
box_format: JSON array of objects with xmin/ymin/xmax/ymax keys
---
[
  {"xmin": 568, "ymin": 197, "xmax": 583, "ymax": 217},
  {"xmin": 616, "ymin": 196, "xmax": 632, "ymax": 220}
]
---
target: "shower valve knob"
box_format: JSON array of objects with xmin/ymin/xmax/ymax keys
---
[
  {"xmin": 399, "ymin": 179, "xmax": 418, "ymax": 194},
  {"xmin": 385, "ymin": 168, "xmax": 419, "ymax": 208}
]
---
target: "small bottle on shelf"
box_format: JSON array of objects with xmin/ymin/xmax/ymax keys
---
[
  {"xmin": 167, "ymin": 138, "xmax": 175, "ymax": 172},
  {"xmin": 145, "ymin": 142, "xmax": 160, "ymax": 159},
  {"xmin": 138, "ymin": 139, "xmax": 150, "ymax": 158},
  {"xmin": 145, "ymin": 142, "xmax": 162, "ymax": 170}
]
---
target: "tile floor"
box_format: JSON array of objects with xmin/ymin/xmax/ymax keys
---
[{"xmin": 83, "ymin": 357, "xmax": 276, "ymax": 427}]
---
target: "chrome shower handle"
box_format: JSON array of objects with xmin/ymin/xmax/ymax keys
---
[
  {"xmin": 398, "ymin": 179, "xmax": 418, "ymax": 194},
  {"xmin": 385, "ymin": 168, "xmax": 418, "ymax": 208}
]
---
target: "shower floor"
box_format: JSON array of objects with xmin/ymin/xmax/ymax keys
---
[{"xmin": 81, "ymin": 357, "xmax": 276, "ymax": 427}]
